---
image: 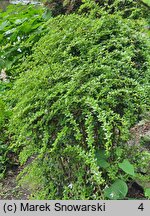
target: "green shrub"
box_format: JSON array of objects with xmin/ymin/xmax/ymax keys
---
[
  {"xmin": 43, "ymin": 0, "xmax": 149, "ymax": 19},
  {"xmin": 0, "ymin": 78, "xmax": 12, "ymax": 178},
  {"xmin": 0, "ymin": 96, "xmax": 11, "ymax": 178},
  {"xmin": 8, "ymin": 13, "xmax": 150, "ymax": 199}
]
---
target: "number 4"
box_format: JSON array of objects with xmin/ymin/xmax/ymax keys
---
[{"xmin": 138, "ymin": 203, "xmax": 144, "ymax": 211}]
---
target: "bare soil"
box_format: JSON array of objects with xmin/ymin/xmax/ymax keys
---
[{"xmin": 0, "ymin": 165, "xmax": 30, "ymax": 200}]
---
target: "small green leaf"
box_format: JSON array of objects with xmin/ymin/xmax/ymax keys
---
[
  {"xmin": 118, "ymin": 159, "xmax": 135, "ymax": 176},
  {"xmin": 104, "ymin": 179, "xmax": 128, "ymax": 200}
]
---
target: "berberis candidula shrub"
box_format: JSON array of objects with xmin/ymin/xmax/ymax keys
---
[{"xmin": 8, "ymin": 13, "xmax": 150, "ymax": 199}]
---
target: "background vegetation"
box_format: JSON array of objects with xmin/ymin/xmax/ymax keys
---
[{"xmin": 0, "ymin": 0, "xmax": 150, "ymax": 199}]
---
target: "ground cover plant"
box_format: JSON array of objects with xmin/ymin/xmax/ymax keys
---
[{"xmin": 6, "ymin": 10, "xmax": 150, "ymax": 199}]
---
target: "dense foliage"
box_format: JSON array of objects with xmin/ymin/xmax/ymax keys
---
[
  {"xmin": 0, "ymin": 3, "xmax": 51, "ymax": 77},
  {"xmin": 0, "ymin": 97, "xmax": 11, "ymax": 178},
  {"xmin": 0, "ymin": 0, "xmax": 150, "ymax": 199},
  {"xmin": 43, "ymin": 0, "xmax": 150, "ymax": 18},
  {"xmin": 7, "ymin": 12, "xmax": 150, "ymax": 199},
  {"xmin": 0, "ymin": 3, "xmax": 52, "ymax": 178}
]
